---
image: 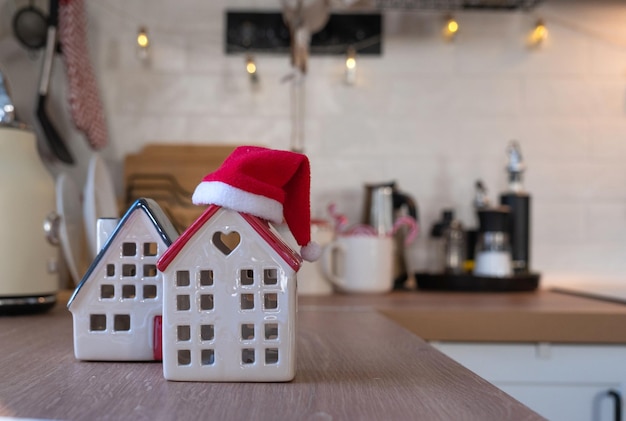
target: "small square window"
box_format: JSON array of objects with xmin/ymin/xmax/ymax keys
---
[
  {"xmin": 178, "ymin": 349, "xmax": 191, "ymax": 366},
  {"xmin": 241, "ymin": 323, "xmax": 255, "ymax": 340},
  {"xmin": 263, "ymin": 268, "xmax": 278, "ymax": 285},
  {"xmin": 240, "ymin": 294, "xmax": 254, "ymax": 310},
  {"xmin": 106, "ymin": 264, "xmax": 115, "ymax": 277},
  {"xmin": 201, "ymin": 349, "xmax": 215, "ymax": 366},
  {"xmin": 114, "ymin": 314, "xmax": 131, "ymax": 331},
  {"xmin": 200, "ymin": 324, "xmax": 214, "ymax": 341},
  {"xmin": 177, "ymin": 325, "xmax": 191, "ymax": 341},
  {"xmin": 122, "ymin": 242, "xmax": 137, "ymax": 256},
  {"xmin": 90, "ymin": 314, "xmax": 106, "ymax": 331},
  {"xmin": 122, "ymin": 284, "xmax": 136, "ymax": 299},
  {"xmin": 143, "ymin": 284, "xmax": 157, "ymax": 299},
  {"xmin": 143, "ymin": 242, "xmax": 158, "ymax": 256},
  {"xmin": 264, "ymin": 293, "xmax": 278, "ymax": 310},
  {"xmin": 143, "ymin": 264, "xmax": 157, "ymax": 277},
  {"xmin": 200, "ymin": 294, "xmax": 214, "ymax": 311},
  {"xmin": 100, "ymin": 284, "xmax": 114, "ymax": 299},
  {"xmin": 241, "ymin": 269, "xmax": 254, "ymax": 286},
  {"xmin": 265, "ymin": 323, "xmax": 278, "ymax": 340},
  {"xmin": 199, "ymin": 270, "xmax": 213, "ymax": 286},
  {"xmin": 242, "ymin": 348, "xmax": 255, "ymax": 364},
  {"xmin": 176, "ymin": 271, "xmax": 190, "ymax": 287},
  {"xmin": 265, "ymin": 348, "xmax": 279, "ymax": 364},
  {"xmin": 122, "ymin": 264, "xmax": 136, "ymax": 277},
  {"xmin": 177, "ymin": 295, "xmax": 190, "ymax": 311}
]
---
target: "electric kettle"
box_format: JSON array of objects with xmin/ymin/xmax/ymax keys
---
[
  {"xmin": 362, "ymin": 181, "xmax": 418, "ymax": 289},
  {"xmin": 0, "ymin": 77, "xmax": 59, "ymax": 313}
]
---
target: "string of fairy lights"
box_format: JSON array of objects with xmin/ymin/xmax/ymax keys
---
[{"xmin": 91, "ymin": 2, "xmax": 622, "ymax": 87}]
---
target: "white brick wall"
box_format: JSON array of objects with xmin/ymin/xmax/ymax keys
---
[
  {"xmin": 89, "ymin": 0, "xmax": 626, "ymax": 287},
  {"xmin": 3, "ymin": 0, "xmax": 626, "ymax": 287}
]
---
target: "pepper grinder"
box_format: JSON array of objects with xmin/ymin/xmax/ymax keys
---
[
  {"xmin": 499, "ymin": 141, "xmax": 531, "ymax": 274},
  {"xmin": 429, "ymin": 209, "xmax": 454, "ymax": 273},
  {"xmin": 443, "ymin": 219, "xmax": 466, "ymax": 275}
]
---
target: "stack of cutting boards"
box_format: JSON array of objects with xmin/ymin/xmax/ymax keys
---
[{"xmin": 123, "ymin": 144, "xmax": 238, "ymax": 232}]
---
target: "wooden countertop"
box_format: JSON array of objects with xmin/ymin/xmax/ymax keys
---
[
  {"xmin": 0, "ymin": 291, "xmax": 542, "ymax": 421},
  {"xmin": 301, "ymin": 288, "xmax": 626, "ymax": 344}
]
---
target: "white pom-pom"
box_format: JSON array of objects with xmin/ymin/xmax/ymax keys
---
[{"xmin": 300, "ymin": 241, "xmax": 321, "ymax": 262}]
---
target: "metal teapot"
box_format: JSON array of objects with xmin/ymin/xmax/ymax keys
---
[{"xmin": 362, "ymin": 181, "xmax": 418, "ymax": 289}]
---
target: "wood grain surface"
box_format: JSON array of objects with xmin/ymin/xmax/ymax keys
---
[
  {"xmin": 123, "ymin": 144, "xmax": 238, "ymax": 231},
  {"xmin": 301, "ymin": 289, "xmax": 626, "ymax": 343},
  {"xmin": 0, "ymin": 293, "xmax": 543, "ymax": 421}
]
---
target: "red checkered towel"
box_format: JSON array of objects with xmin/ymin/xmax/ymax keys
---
[{"xmin": 58, "ymin": 0, "xmax": 107, "ymax": 149}]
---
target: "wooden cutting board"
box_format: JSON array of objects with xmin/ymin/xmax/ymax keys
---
[{"xmin": 124, "ymin": 144, "xmax": 238, "ymax": 231}]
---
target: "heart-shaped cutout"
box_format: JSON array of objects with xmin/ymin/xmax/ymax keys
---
[{"xmin": 212, "ymin": 231, "xmax": 241, "ymax": 256}]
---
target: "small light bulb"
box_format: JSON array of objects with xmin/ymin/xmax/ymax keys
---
[
  {"xmin": 137, "ymin": 27, "xmax": 149, "ymax": 48},
  {"xmin": 447, "ymin": 20, "xmax": 459, "ymax": 34},
  {"xmin": 136, "ymin": 26, "xmax": 150, "ymax": 61},
  {"xmin": 246, "ymin": 55, "xmax": 258, "ymax": 83},
  {"xmin": 345, "ymin": 47, "xmax": 357, "ymax": 85},
  {"xmin": 533, "ymin": 20, "xmax": 548, "ymax": 42},
  {"xmin": 528, "ymin": 19, "xmax": 548, "ymax": 47},
  {"xmin": 246, "ymin": 62, "xmax": 256, "ymax": 75},
  {"xmin": 443, "ymin": 15, "xmax": 459, "ymax": 41}
]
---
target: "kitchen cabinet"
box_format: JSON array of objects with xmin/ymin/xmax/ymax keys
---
[{"xmin": 431, "ymin": 342, "xmax": 626, "ymax": 421}]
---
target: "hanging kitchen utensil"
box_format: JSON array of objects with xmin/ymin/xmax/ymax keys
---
[
  {"xmin": 58, "ymin": 0, "xmax": 108, "ymax": 150},
  {"xmin": 12, "ymin": 0, "xmax": 48, "ymax": 50},
  {"xmin": 282, "ymin": 0, "xmax": 329, "ymax": 152},
  {"xmin": 282, "ymin": 0, "xmax": 330, "ymax": 74},
  {"xmin": 288, "ymin": 70, "xmax": 306, "ymax": 152},
  {"xmin": 36, "ymin": 0, "xmax": 74, "ymax": 164}
]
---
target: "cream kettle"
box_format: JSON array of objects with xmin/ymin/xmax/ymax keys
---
[{"xmin": 0, "ymin": 125, "xmax": 59, "ymax": 313}]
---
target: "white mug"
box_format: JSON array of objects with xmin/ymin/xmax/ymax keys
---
[
  {"xmin": 321, "ymin": 235, "xmax": 394, "ymax": 294},
  {"xmin": 274, "ymin": 220, "xmax": 335, "ymax": 295},
  {"xmin": 297, "ymin": 221, "xmax": 334, "ymax": 295}
]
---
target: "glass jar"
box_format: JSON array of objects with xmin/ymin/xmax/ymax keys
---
[{"xmin": 473, "ymin": 207, "xmax": 512, "ymax": 278}]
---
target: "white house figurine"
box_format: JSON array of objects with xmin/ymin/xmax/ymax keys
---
[
  {"xmin": 68, "ymin": 146, "xmax": 320, "ymax": 383},
  {"xmin": 157, "ymin": 204, "xmax": 302, "ymax": 381},
  {"xmin": 68, "ymin": 198, "xmax": 178, "ymax": 361}
]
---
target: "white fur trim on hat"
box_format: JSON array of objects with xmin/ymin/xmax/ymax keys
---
[
  {"xmin": 192, "ymin": 181, "xmax": 283, "ymax": 224},
  {"xmin": 300, "ymin": 241, "xmax": 321, "ymax": 262}
]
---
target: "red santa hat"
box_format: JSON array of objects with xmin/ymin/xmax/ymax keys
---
[{"xmin": 192, "ymin": 146, "xmax": 321, "ymax": 262}]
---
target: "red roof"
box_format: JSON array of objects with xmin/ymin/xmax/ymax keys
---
[{"xmin": 157, "ymin": 205, "xmax": 302, "ymax": 272}]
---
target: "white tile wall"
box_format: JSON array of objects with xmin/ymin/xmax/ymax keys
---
[
  {"xmin": 86, "ymin": 0, "xmax": 626, "ymax": 287},
  {"xmin": 2, "ymin": 0, "xmax": 626, "ymax": 287}
]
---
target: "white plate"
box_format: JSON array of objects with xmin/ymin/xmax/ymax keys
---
[
  {"xmin": 56, "ymin": 172, "xmax": 85, "ymax": 285},
  {"xmin": 83, "ymin": 154, "xmax": 119, "ymax": 259}
]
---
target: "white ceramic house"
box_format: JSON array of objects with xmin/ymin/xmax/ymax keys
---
[
  {"xmin": 157, "ymin": 204, "xmax": 302, "ymax": 382},
  {"xmin": 68, "ymin": 198, "xmax": 178, "ymax": 361}
]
